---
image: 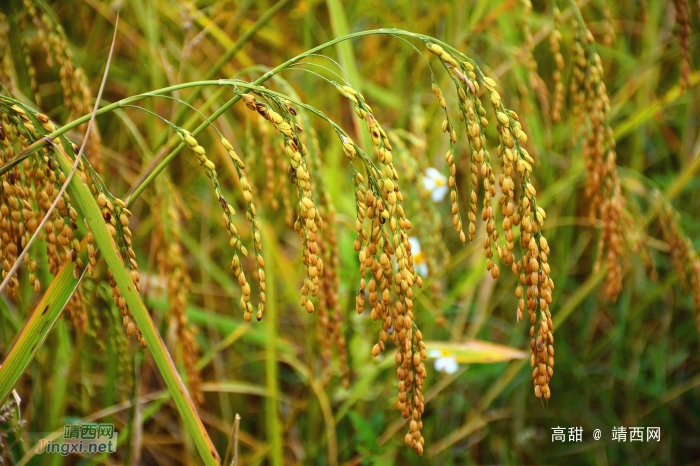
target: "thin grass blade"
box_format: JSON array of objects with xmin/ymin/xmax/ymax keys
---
[
  {"xmin": 52, "ymin": 141, "xmax": 220, "ymax": 465},
  {"xmin": 0, "ymin": 237, "xmax": 89, "ymax": 404},
  {"xmin": 424, "ymin": 340, "xmax": 528, "ymax": 364}
]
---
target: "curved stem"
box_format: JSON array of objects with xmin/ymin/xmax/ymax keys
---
[
  {"xmin": 3, "ymin": 28, "xmax": 481, "ymax": 204},
  {"xmin": 0, "ymin": 81, "xmax": 221, "ymax": 177},
  {"xmin": 126, "ymin": 28, "xmax": 445, "ymax": 206}
]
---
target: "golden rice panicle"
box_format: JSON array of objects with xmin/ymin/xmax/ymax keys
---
[
  {"xmin": 360, "ymin": 156, "xmax": 426, "ymax": 453},
  {"xmin": 550, "ymin": 7, "xmax": 565, "ymax": 122},
  {"xmin": 462, "ymin": 63, "xmax": 555, "ymax": 400},
  {"xmin": 658, "ymin": 203, "xmax": 700, "ymax": 334},
  {"xmin": 520, "ymin": 194, "xmax": 554, "ymax": 402},
  {"xmin": 673, "ymin": 0, "xmax": 691, "ymax": 93},
  {"xmin": 570, "ymin": 26, "xmax": 591, "ymax": 143},
  {"xmin": 399, "ymin": 327, "xmax": 427, "ymax": 456},
  {"xmin": 97, "ymin": 191, "xmax": 147, "ymax": 348},
  {"xmin": 277, "ymin": 144, "xmax": 296, "ymax": 227},
  {"xmin": 628, "ymin": 202, "xmax": 658, "ymax": 282},
  {"xmin": 297, "ymin": 191, "xmax": 322, "ymax": 315},
  {"xmin": 520, "ymin": 0, "xmax": 551, "ymax": 129},
  {"xmin": 283, "ymin": 111, "xmax": 324, "ymax": 317},
  {"xmin": 0, "ymin": 103, "xmax": 54, "ymax": 296},
  {"xmin": 334, "ymin": 83, "xmax": 374, "ymax": 120},
  {"xmin": 111, "ymin": 305, "xmax": 134, "ymax": 390},
  {"xmin": 247, "ymin": 93, "xmax": 320, "ymax": 315},
  {"xmin": 426, "ymin": 42, "xmax": 476, "ymax": 244},
  {"xmin": 17, "ymin": 6, "xmax": 41, "ymax": 108},
  {"xmin": 270, "ymin": 97, "xmax": 304, "ymax": 228},
  {"xmin": 85, "ymin": 286, "xmax": 106, "ymax": 354},
  {"xmin": 84, "ymin": 219, "xmax": 97, "ymax": 277},
  {"xmin": 257, "ymin": 115, "xmax": 279, "ymax": 211},
  {"xmin": 178, "ymin": 130, "xmax": 255, "ymax": 321},
  {"xmin": 52, "ymin": 183, "xmax": 82, "ymax": 279},
  {"xmin": 424, "ymin": 72, "xmax": 466, "ymax": 244},
  {"xmin": 317, "ymin": 206, "xmax": 349, "ymax": 388},
  {"xmin": 113, "ymin": 197, "xmax": 140, "ymax": 293},
  {"xmin": 331, "ymin": 85, "xmax": 425, "ymax": 454},
  {"xmin": 390, "ymin": 131, "xmax": 450, "ymax": 276},
  {"xmin": 0, "ymin": 13, "xmax": 13, "ymax": 92},
  {"xmin": 306, "ymin": 129, "xmax": 349, "ymax": 388},
  {"xmin": 168, "ymin": 202, "xmax": 203, "ymax": 404},
  {"xmin": 333, "ymin": 83, "xmax": 421, "ymax": 263},
  {"xmin": 242, "ymin": 92, "xmax": 317, "ymax": 317},
  {"xmin": 479, "ymin": 75, "xmax": 517, "ymax": 280},
  {"xmin": 332, "ymin": 89, "xmax": 371, "ymax": 316},
  {"xmin": 335, "ymin": 85, "xmax": 404, "ymax": 217},
  {"xmin": 570, "ymin": 19, "xmax": 626, "ymax": 302},
  {"xmin": 23, "ymin": 1, "xmax": 104, "ymax": 170},
  {"xmin": 148, "ymin": 184, "xmax": 202, "ymax": 400},
  {"xmin": 428, "ymin": 43, "xmax": 499, "ymax": 257},
  {"xmin": 388, "ymin": 131, "xmax": 450, "ymax": 325},
  {"xmin": 112, "ymin": 199, "xmax": 133, "ymax": 279},
  {"xmin": 107, "ymin": 268, "xmax": 134, "ymax": 345},
  {"xmin": 220, "ymin": 136, "xmax": 266, "ymax": 321},
  {"xmin": 596, "ymin": 174, "xmax": 625, "ymax": 301},
  {"xmin": 353, "ymin": 170, "xmax": 369, "ymax": 315},
  {"xmin": 462, "ymin": 81, "xmax": 485, "ymax": 245},
  {"xmin": 0, "ymin": 179, "xmax": 29, "ymax": 296},
  {"xmin": 64, "ymin": 286, "xmax": 87, "ymax": 333}
]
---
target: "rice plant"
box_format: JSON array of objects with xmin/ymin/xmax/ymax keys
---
[{"xmin": 0, "ymin": 0, "xmax": 698, "ymax": 464}]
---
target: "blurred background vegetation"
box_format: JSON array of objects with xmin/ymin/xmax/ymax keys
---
[{"xmin": 0, "ymin": 0, "xmax": 699, "ymax": 464}]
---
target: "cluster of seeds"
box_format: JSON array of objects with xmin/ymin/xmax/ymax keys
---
[
  {"xmin": 390, "ymin": 131, "xmax": 450, "ymax": 283},
  {"xmin": 179, "ymin": 128, "xmax": 266, "ymax": 322},
  {"xmin": 570, "ymin": 22, "xmax": 627, "ymax": 301},
  {"xmin": 565, "ymin": 3, "xmax": 700, "ymax": 350},
  {"xmin": 519, "ymin": 195, "xmax": 554, "ymax": 401},
  {"xmin": 396, "ymin": 134, "xmax": 450, "ymax": 325},
  {"xmin": 17, "ymin": 6, "xmax": 41, "ymax": 109},
  {"xmin": 431, "ymin": 83, "xmax": 467, "ymax": 245},
  {"xmin": 162, "ymin": 197, "xmax": 202, "ymax": 404},
  {"xmin": 430, "ymin": 44, "xmax": 505, "ymax": 276},
  {"xmin": 306, "ymin": 129, "xmax": 349, "ymax": 387},
  {"xmin": 0, "ymin": 13, "xmax": 13, "ymax": 92},
  {"xmin": 425, "ymin": 41, "xmax": 556, "ymax": 401},
  {"xmin": 657, "ymin": 203, "xmax": 700, "ymax": 334},
  {"xmin": 0, "ymin": 176, "xmax": 33, "ymax": 297},
  {"xmin": 17, "ymin": 0, "xmax": 102, "ymax": 169},
  {"xmin": 326, "ymin": 83, "xmax": 428, "ymax": 455},
  {"xmin": 549, "ymin": 7, "xmax": 565, "ymax": 122},
  {"xmin": 1, "ymin": 109, "xmax": 34, "ymax": 296},
  {"xmin": 241, "ymin": 86, "xmax": 352, "ymax": 386},
  {"xmin": 222, "ymin": 136, "xmax": 267, "ymax": 321},
  {"xmin": 483, "ymin": 76, "xmax": 555, "ymax": 402},
  {"xmin": 85, "ymin": 219, "xmax": 97, "ymax": 276},
  {"xmin": 1, "ymin": 108, "xmax": 45, "ymax": 282},
  {"xmin": 0, "ymin": 102, "xmax": 93, "ymax": 329},
  {"xmin": 97, "ymin": 192, "xmax": 146, "ymax": 348},
  {"xmin": 241, "ymin": 92, "xmax": 322, "ymax": 316},
  {"xmin": 520, "ymin": 0, "xmax": 552, "ymax": 130},
  {"xmin": 0, "ymin": 108, "xmax": 89, "ymax": 331},
  {"xmin": 257, "ymin": 116, "xmax": 279, "ymax": 211},
  {"xmin": 316, "ymin": 201, "xmax": 349, "ymax": 387}
]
